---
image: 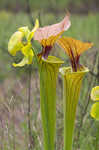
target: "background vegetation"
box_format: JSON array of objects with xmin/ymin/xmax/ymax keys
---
[{"xmin": 0, "ymin": 0, "xmax": 99, "ymax": 150}]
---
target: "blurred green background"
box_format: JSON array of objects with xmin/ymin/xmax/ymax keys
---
[
  {"xmin": 0, "ymin": 0, "xmax": 99, "ymax": 150},
  {"xmin": 0, "ymin": 0, "xmax": 99, "ymax": 13}
]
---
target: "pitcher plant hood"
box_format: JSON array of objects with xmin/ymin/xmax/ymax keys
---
[
  {"xmin": 57, "ymin": 37, "xmax": 93, "ymax": 71},
  {"xmin": 34, "ymin": 14, "xmax": 71, "ymax": 58}
]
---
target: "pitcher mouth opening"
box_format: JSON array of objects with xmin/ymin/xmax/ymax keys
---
[
  {"xmin": 59, "ymin": 66, "xmax": 89, "ymax": 76},
  {"xmin": 40, "ymin": 55, "xmax": 64, "ymax": 64}
]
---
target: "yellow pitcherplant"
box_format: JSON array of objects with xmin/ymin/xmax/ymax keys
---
[
  {"xmin": 8, "ymin": 19, "xmax": 39, "ymax": 67},
  {"xmin": 90, "ymin": 86, "xmax": 99, "ymax": 120},
  {"xmin": 32, "ymin": 14, "xmax": 70, "ymax": 150},
  {"xmin": 58, "ymin": 37, "xmax": 93, "ymax": 150}
]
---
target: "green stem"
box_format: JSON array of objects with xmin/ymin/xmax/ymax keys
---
[
  {"xmin": 60, "ymin": 67, "xmax": 89, "ymax": 150},
  {"xmin": 39, "ymin": 56, "xmax": 64, "ymax": 150},
  {"xmin": 27, "ymin": 65, "xmax": 33, "ymax": 150}
]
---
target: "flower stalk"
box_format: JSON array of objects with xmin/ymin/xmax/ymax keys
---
[
  {"xmin": 39, "ymin": 56, "xmax": 63, "ymax": 150},
  {"xmin": 60, "ymin": 67, "xmax": 89, "ymax": 150}
]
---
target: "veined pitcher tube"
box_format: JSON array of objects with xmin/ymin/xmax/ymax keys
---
[
  {"xmin": 60, "ymin": 67, "xmax": 89, "ymax": 150},
  {"xmin": 39, "ymin": 56, "xmax": 64, "ymax": 150}
]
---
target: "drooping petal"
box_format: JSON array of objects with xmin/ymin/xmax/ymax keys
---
[
  {"xmin": 8, "ymin": 31, "xmax": 24, "ymax": 56},
  {"xmin": 90, "ymin": 102, "xmax": 99, "ymax": 120},
  {"xmin": 34, "ymin": 14, "xmax": 71, "ymax": 47},
  {"xmin": 13, "ymin": 49, "xmax": 34, "ymax": 67},
  {"xmin": 21, "ymin": 43, "xmax": 32, "ymax": 56},
  {"xmin": 91, "ymin": 86, "xmax": 99, "ymax": 101},
  {"xmin": 13, "ymin": 57, "xmax": 29, "ymax": 67},
  {"xmin": 12, "ymin": 42, "xmax": 34, "ymax": 67},
  {"xmin": 28, "ymin": 19, "xmax": 39, "ymax": 41},
  {"xmin": 27, "ymin": 49, "xmax": 34, "ymax": 64},
  {"xmin": 22, "ymin": 43, "xmax": 34, "ymax": 63}
]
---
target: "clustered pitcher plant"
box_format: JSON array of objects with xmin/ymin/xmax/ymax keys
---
[
  {"xmin": 8, "ymin": 13, "xmax": 93, "ymax": 150},
  {"xmin": 57, "ymin": 37, "xmax": 93, "ymax": 150}
]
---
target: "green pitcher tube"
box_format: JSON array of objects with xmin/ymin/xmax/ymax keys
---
[
  {"xmin": 60, "ymin": 67, "xmax": 89, "ymax": 150},
  {"xmin": 39, "ymin": 56, "xmax": 64, "ymax": 150}
]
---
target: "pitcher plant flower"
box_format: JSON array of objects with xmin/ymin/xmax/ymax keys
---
[
  {"xmin": 90, "ymin": 86, "xmax": 99, "ymax": 120},
  {"xmin": 58, "ymin": 37, "xmax": 93, "ymax": 150},
  {"xmin": 8, "ymin": 19, "xmax": 39, "ymax": 67},
  {"xmin": 34, "ymin": 14, "xmax": 71, "ymax": 59}
]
